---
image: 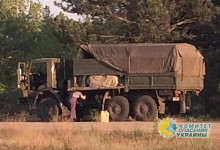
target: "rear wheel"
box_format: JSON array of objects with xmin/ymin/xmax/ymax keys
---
[
  {"xmin": 37, "ymin": 97, "xmax": 61, "ymax": 121},
  {"xmin": 133, "ymin": 95, "xmax": 157, "ymax": 121},
  {"xmin": 105, "ymin": 96, "xmax": 129, "ymax": 121}
]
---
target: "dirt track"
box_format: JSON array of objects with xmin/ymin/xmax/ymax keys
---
[{"xmin": 0, "ymin": 122, "xmax": 220, "ymax": 134}]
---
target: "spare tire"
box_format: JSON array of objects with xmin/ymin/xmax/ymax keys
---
[
  {"xmin": 105, "ymin": 96, "xmax": 129, "ymax": 121},
  {"xmin": 133, "ymin": 95, "xmax": 157, "ymax": 121},
  {"xmin": 37, "ymin": 97, "xmax": 61, "ymax": 122}
]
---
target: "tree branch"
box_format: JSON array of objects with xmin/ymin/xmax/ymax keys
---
[
  {"xmin": 105, "ymin": 6, "xmax": 135, "ymax": 24},
  {"xmin": 169, "ymin": 18, "xmax": 198, "ymax": 32}
]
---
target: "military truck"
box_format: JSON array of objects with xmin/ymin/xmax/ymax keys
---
[{"xmin": 17, "ymin": 43, "xmax": 205, "ymax": 121}]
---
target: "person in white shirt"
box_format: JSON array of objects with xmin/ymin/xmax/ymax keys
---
[{"xmin": 69, "ymin": 91, "xmax": 86, "ymax": 121}]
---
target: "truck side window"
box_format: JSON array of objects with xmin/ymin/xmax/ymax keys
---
[{"xmin": 30, "ymin": 62, "xmax": 47, "ymax": 91}]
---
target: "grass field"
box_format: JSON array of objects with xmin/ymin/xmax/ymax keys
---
[{"xmin": 0, "ymin": 123, "xmax": 219, "ymax": 150}]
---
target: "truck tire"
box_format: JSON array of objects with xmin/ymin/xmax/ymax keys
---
[
  {"xmin": 37, "ymin": 97, "xmax": 61, "ymax": 122},
  {"xmin": 133, "ymin": 95, "xmax": 157, "ymax": 121},
  {"xmin": 105, "ymin": 96, "xmax": 129, "ymax": 121}
]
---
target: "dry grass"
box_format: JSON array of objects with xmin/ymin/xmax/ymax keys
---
[
  {"xmin": 0, "ymin": 111, "xmax": 41, "ymax": 122},
  {"xmin": 0, "ymin": 123, "xmax": 219, "ymax": 150}
]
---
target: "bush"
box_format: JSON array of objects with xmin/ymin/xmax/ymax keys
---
[
  {"xmin": 205, "ymin": 94, "xmax": 220, "ymax": 117},
  {"xmin": 185, "ymin": 94, "xmax": 220, "ymax": 121},
  {"xmin": 81, "ymin": 109, "xmax": 100, "ymax": 121}
]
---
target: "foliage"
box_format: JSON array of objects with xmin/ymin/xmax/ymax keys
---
[
  {"xmin": 0, "ymin": 0, "xmax": 43, "ymax": 58},
  {"xmin": 0, "ymin": 83, "xmax": 6, "ymax": 94},
  {"xmin": 81, "ymin": 109, "xmax": 100, "ymax": 121},
  {"xmin": 57, "ymin": 0, "xmax": 215, "ymax": 43},
  {"xmin": 0, "ymin": 0, "xmax": 77, "ymax": 86},
  {"xmin": 0, "ymin": 0, "xmax": 43, "ymax": 85},
  {"xmin": 53, "ymin": 13, "xmax": 91, "ymax": 58}
]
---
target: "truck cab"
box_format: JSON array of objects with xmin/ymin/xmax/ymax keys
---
[{"xmin": 17, "ymin": 58, "xmax": 60, "ymax": 97}]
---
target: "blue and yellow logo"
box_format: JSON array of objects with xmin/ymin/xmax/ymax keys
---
[{"xmin": 158, "ymin": 117, "xmax": 177, "ymax": 138}]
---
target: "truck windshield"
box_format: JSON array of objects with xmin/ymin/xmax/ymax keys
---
[
  {"xmin": 31, "ymin": 62, "xmax": 47, "ymax": 74},
  {"xmin": 30, "ymin": 62, "xmax": 47, "ymax": 91}
]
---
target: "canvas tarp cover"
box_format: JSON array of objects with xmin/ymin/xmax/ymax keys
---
[{"xmin": 80, "ymin": 43, "xmax": 205, "ymax": 76}]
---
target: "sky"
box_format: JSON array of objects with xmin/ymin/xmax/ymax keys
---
[{"xmin": 34, "ymin": 0, "xmax": 81, "ymax": 20}]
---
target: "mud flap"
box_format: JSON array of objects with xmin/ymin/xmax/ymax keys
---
[
  {"xmin": 156, "ymin": 91, "xmax": 165, "ymax": 114},
  {"xmin": 179, "ymin": 94, "xmax": 186, "ymax": 113},
  {"xmin": 158, "ymin": 98, "xmax": 165, "ymax": 114},
  {"xmin": 186, "ymin": 94, "xmax": 191, "ymax": 111}
]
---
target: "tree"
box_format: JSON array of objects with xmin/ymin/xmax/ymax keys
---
[
  {"xmin": 53, "ymin": 13, "xmax": 91, "ymax": 57},
  {"xmin": 56, "ymin": 0, "xmax": 214, "ymax": 43},
  {"xmin": 0, "ymin": 0, "xmax": 61, "ymax": 86},
  {"xmin": 0, "ymin": 0, "xmax": 44, "ymax": 61},
  {"xmin": 0, "ymin": 0, "xmax": 44, "ymax": 85}
]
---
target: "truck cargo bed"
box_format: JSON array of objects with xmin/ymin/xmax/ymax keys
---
[{"xmin": 71, "ymin": 59, "xmax": 203, "ymax": 91}]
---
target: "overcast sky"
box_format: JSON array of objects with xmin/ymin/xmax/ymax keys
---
[{"xmin": 34, "ymin": 0, "xmax": 81, "ymax": 20}]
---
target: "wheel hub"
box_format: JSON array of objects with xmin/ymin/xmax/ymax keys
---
[
  {"xmin": 140, "ymin": 104, "xmax": 149, "ymax": 114},
  {"xmin": 113, "ymin": 104, "xmax": 121, "ymax": 114}
]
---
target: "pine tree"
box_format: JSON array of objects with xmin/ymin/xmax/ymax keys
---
[{"xmin": 57, "ymin": 0, "xmax": 214, "ymax": 43}]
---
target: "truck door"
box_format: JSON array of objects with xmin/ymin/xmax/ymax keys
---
[{"xmin": 17, "ymin": 62, "xmax": 28, "ymax": 97}]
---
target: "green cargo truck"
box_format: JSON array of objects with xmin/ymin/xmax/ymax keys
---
[{"xmin": 17, "ymin": 43, "xmax": 205, "ymax": 121}]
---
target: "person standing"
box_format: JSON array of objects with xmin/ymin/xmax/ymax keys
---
[{"xmin": 69, "ymin": 91, "xmax": 86, "ymax": 121}]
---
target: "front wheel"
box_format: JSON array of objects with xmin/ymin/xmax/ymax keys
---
[
  {"xmin": 105, "ymin": 96, "xmax": 129, "ymax": 121},
  {"xmin": 37, "ymin": 97, "xmax": 61, "ymax": 121},
  {"xmin": 133, "ymin": 95, "xmax": 157, "ymax": 121}
]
